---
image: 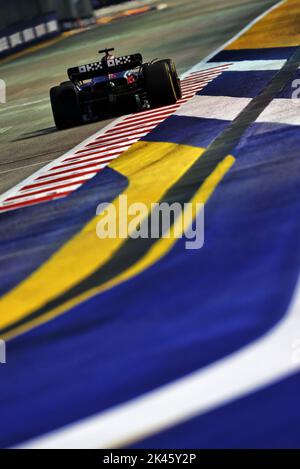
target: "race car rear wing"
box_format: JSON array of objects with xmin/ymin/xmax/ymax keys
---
[{"xmin": 68, "ymin": 54, "xmax": 143, "ymax": 81}]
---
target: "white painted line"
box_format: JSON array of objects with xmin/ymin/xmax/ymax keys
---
[
  {"xmin": 181, "ymin": 79, "xmax": 216, "ymax": 87},
  {"xmin": 92, "ymin": 131, "xmax": 149, "ymax": 144},
  {"xmin": 0, "ymin": 98, "xmax": 49, "ymax": 113},
  {"xmin": 111, "ymin": 118, "xmax": 167, "ymax": 131},
  {"xmin": 76, "ymin": 138, "xmax": 139, "ymax": 152},
  {"xmin": 123, "ymin": 107, "xmax": 178, "ymax": 121},
  {"xmin": 4, "ymin": 184, "xmax": 83, "ymax": 204},
  {"xmin": 183, "ymin": 66, "xmax": 230, "ymax": 78},
  {"xmin": 192, "ymin": 60, "xmax": 287, "ymax": 73},
  {"xmin": 101, "ymin": 126, "xmax": 157, "ymax": 139},
  {"xmin": 0, "ymin": 160, "xmax": 54, "ymax": 175},
  {"xmin": 175, "ymin": 95, "xmax": 251, "ymax": 121},
  {"xmin": 0, "ymin": 127, "xmax": 12, "ymax": 134},
  {"xmin": 73, "ymin": 145, "xmax": 129, "ymax": 158},
  {"xmin": 53, "ymin": 153, "xmax": 120, "ymax": 168},
  {"xmin": 256, "ymin": 98, "xmax": 300, "ymax": 125},
  {"xmin": 181, "ymin": 94, "xmax": 195, "ymax": 99},
  {"xmin": 68, "ymin": 151, "xmax": 128, "ymax": 163},
  {"xmin": 181, "ymin": 78, "xmax": 213, "ymax": 86},
  {"xmin": 106, "ymin": 122, "xmax": 160, "ymax": 134},
  {"xmin": 20, "ymin": 173, "xmax": 95, "ymax": 192},
  {"xmin": 227, "ymin": 59, "xmax": 286, "ymax": 71},
  {"xmin": 182, "ymin": 74, "xmax": 218, "ymax": 81},
  {"xmin": 36, "ymin": 163, "xmax": 109, "ymax": 181},
  {"xmin": 84, "ymin": 135, "xmax": 144, "ymax": 147},
  {"xmin": 50, "ymin": 156, "xmax": 120, "ymax": 172}
]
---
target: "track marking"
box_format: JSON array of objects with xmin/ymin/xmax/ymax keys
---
[
  {"xmin": 16, "ymin": 155, "xmax": 237, "ymax": 450},
  {"xmin": 176, "ymin": 96, "xmax": 252, "ymax": 121},
  {"xmin": 19, "ymin": 263, "xmax": 300, "ymax": 449},
  {"xmin": 0, "ymin": 127, "xmax": 12, "ymax": 134},
  {"xmin": 0, "ymin": 99, "xmax": 49, "ymax": 113},
  {"xmin": 0, "ymin": 141, "xmax": 205, "ymax": 339},
  {"xmin": 256, "ymin": 98, "xmax": 300, "ymax": 125}
]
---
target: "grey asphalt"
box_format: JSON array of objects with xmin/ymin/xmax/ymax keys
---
[{"xmin": 0, "ymin": 0, "xmax": 276, "ymax": 196}]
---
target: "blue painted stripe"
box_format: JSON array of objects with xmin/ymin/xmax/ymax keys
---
[
  {"xmin": 1, "ymin": 121, "xmax": 300, "ymax": 447},
  {"xmin": 0, "ymin": 168, "xmax": 128, "ymax": 296},
  {"xmin": 130, "ymin": 372, "xmax": 300, "ymax": 449},
  {"xmin": 199, "ymin": 70, "xmax": 277, "ymax": 98},
  {"xmin": 210, "ymin": 47, "xmax": 297, "ymax": 62},
  {"xmin": 143, "ymin": 115, "xmax": 229, "ymax": 148},
  {"xmin": 233, "ymin": 121, "xmax": 300, "ymax": 163}
]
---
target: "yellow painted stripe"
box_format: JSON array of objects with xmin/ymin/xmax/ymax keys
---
[
  {"xmin": 111, "ymin": 155, "xmax": 236, "ymax": 288},
  {"xmin": 0, "ymin": 141, "xmax": 204, "ymax": 336},
  {"xmin": 227, "ymin": 0, "xmax": 300, "ymax": 50},
  {"xmin": 4, "ymin": 155, "xmax": 235, "ymax": 340},
  {"xmin": 2, "ymin": 154, "xmax": 235, "ymax": 341}
]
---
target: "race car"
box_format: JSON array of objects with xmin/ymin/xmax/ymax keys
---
[{"xmin": 50, "ymin": 48, "xmax": 182, "ymax": 130}]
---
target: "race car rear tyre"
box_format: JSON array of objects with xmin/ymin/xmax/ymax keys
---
[
  {"xmin": 50, "ymin": 82, "xmax": 82, "ymax": 130},
  {"xmin": 164, "ymin": 59, "xmax": 182, "ymax": 100},
  {"xmin": 60, "ymin": 80, "xmax": 73, "ymax": 86},
  {"xmin": 143, "ymin": 60, "xmax": 178, "ymax": 107}
]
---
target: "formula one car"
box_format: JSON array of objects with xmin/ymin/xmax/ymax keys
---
[{"xmin": 50, "ymin": 48, "xmax": 182, "ymax": 130}]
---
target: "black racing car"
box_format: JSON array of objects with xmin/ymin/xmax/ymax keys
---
[{"xmin": 50, "ymin": 48, "xmax": 182, "ymax": 130}]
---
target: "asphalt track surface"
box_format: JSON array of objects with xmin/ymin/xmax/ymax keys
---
[
  {"xmin": 2, "ymin": 0, "xmax": 300, "ymax": 450},
  {"xmin": 0, "ymin": 0, "xmax": 276, "ymax": 195}
]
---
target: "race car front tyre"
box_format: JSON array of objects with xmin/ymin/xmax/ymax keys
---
[
  {"xmin": 50, "ymin": 82, "xmax": 82, "ymax": 130},
  {"xmin": 143, "ymin": 60, "xmax": 178, "ymax": 107}
]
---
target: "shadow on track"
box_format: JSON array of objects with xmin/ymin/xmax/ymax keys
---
[{"xmin": 14, "ymin": 127, "xmax": 58, "ymax": 141}]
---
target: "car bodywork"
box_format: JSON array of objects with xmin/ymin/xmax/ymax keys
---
[
  {"xmin": 50, "ymin": 49, "xmax": 182, "ymax": 129},
  {"xmin": 68, "ymin": 54, "xmax": 147, "ymax": 119}
]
